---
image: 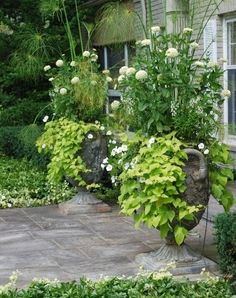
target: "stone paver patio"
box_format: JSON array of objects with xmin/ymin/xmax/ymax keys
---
[{"xmin": 0, "ymin": 182, "xmax": 235, "ymax": 287}]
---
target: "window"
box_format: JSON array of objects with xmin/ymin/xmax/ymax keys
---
[{"xmin": 226, "ymin": 20, "xmax": 236, "ymax": 135}]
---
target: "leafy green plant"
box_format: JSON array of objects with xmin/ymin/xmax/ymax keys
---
[
  {"xmin": 37, "ymin": 117, "xmax": 102, "ymax": 188},
  {"xmin": 0, "ymin": 156, "xmax": 75, "ymax": 208},
  {"xmin": 0, "ymin": 272, "xmax": 234, "ymax": 297},
  {"xmin": 214, "ymin": 212, "xmax": 236, "ymax": 281}
]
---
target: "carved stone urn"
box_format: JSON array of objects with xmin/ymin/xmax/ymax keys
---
[
  {"xmin": 136, "ymin": 149, "xmax": 217, "ymax": 274},
  {"xmin": 59, "ymin": 132, "xmax": 111, "ymax": 214}
]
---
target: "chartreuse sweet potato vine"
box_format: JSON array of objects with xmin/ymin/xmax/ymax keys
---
[{"xmin": 37, "ymin": 117, "xmax": 100, "ymax": 189}]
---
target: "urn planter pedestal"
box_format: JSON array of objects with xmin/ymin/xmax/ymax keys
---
[{"xmin": 135, "ymin": 149, "xmax": 218, "ymax": 275}]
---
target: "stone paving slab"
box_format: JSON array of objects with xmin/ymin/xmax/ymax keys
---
[{"xmin": 0, "ymin": 189, "xmax": 235, "ymax": 287}]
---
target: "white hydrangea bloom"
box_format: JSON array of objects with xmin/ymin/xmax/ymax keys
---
[
  {"xmin": 44, "ymin": 65, "xmax": 51, "ymax": 71},
  {"xmin": 194, "ymin": 61, "xmax": 205, "ymax": 67},
  {"xmin": 126, "ymin": 67, "xmax": 136, "ymax": 76},
  {"xmin": 55, "ymin": 59, "xmax": 64, "ymax": 67},
  {"xmin": 59, "ymin": 88, "xmax": 67, "ymax": 95},
  {"xmin": 83, "ymin": 51, "xmax": 90, "ymax": 57},
  {"xmin": 151, "ymin": 26, "xmax": 161, "ymax": 33},
  {"xmin": 141, "ymin": 39, "xmax": 151, "ymax": 46},
  {"xmin": 198, "ymin": 143, "xmax": 205, "ymax": 150},
  {"xmin": 71, "ymin": 76, "xmax": 80, "ymax": 84},
  {"xmin": 190, "ymin": 42, "xmax": 199, "ymax": 49},
  {"xmin": 183, "ymin": 27, "xmax": 193, "ymax": 34},
  {"xmin": 119, "ymin": 66, "xmax": 128, "ymax": 75},
  {"xmin": 135, "ymin": 70, "xmax": 148, "ymax": 81},
  {"xmin": 221, "ymin": 89, "xmax": 231, "ymax": 97},
  {"xmin": 70, "ymin": 61, "xmax": 76, "ymax": 67},
  {"xmin": 111, "ymin": 100, "xmax": 120, "ymax": 111},
  {"xmin": 165, "ymin": 48, "xmax": 179, "ymax": 58},
  {"xmin": 118, "ymin": 74, "xmax": 125, "ymax": 83}
]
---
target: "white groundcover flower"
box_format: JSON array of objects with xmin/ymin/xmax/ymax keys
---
[
  {"xmin": 135, "ymin": 70, "xmax": 148, "ymax": 81},
  {"xmin": 111, "ymin": 100, "xmax": 120, "ymax": 111},
  {"xmin": 118, "ymin": 74, "xmax": 125, "ymax": 83},
  {"xmin": 106, "ymin": 164, "xmax": 113, "ymax": 172},
  {"xmin": 119, "ymin": 66, "xmax": 128, "ymax": 75},
  {"xmin": 44, "ymin": 65, "xmax": 51, "ymax": 71},
  {"xmin": 126, "ymin": 67, "xmax": 136, "ymax": 76},
  {"xmin": 70, "ymin": 61, "xmax": 76, "ymax": 67},
  {"xmin": 59, "ymin": 88, "xmax": 67, "ymax": 95},
  {"xmin": 183, "ymin": 27, "xmax": 193, "ymax": 34},
  {"xmin": 194, "ymin": 61, "xmax": 205, "ymax": 67},
  {"xmin": 56, "ymin": 59, "xmax": 64, "ymax": 67},
  {"xmin": 87, "ymin": 134, "xmax": 93, "ymax": 139},
  {"xmin": 190, "ymin": 42, "xmax": 199, "ymax": 49},
  {"xmin": 43, "ymin": 115, "xmax": 49, "ymax": 123},
  {"xmin": 198, "ymin": 143, "xmax": 205, "ymax": 150},
  {"xmin": 71, "ymin": 76, "xmax": 80, "ymax": 84},
  {"xmin": 151, "ymin": 26, "xmax": 161, "ymax": 33},
  {"xmin": 106, "ymin": 76, "xmax": 113, "ymax": 83},
  {"xmin": 165, "ymin": 48, "xmax": 179, "ymax": 58},
  {"xmin": 141, "ymin": 39, "xmax": 151, "ymax": 46},
  {"xmin": 221, "ymin": 89, "xmax": 231, "ymax": 97},
  {"xmin": 83, "ymin": 51, "xmax": 90, "ymax": 57},
  {"xmin": 204, "ymin": 149, "xmax": 209, "ymax": 155}
]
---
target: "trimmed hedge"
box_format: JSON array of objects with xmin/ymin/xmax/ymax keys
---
[
  {"xmin": 214, "ymin": 212, "xmax": 236, "ymax": 280},
  {"xmin": 2, "ymin": 275, "xmax": 234, "ymax": 298}
]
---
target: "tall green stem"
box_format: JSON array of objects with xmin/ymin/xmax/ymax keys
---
[{"xmin": 75, "ymin": 0, "xmax": 84, "ymax": 53}]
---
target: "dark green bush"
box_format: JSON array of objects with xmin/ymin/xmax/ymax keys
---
[
  {"xmin": 0, "ymin": 125, "xmax": 48, "ymax": 167},
  {"xmin": 2, "ymin": 275, "xmax": 234, "ymax": 298},
  {"xmin": 214, "ymin": 212, "xmax": 236, "ymax": 280},
  {"xmin": 0, "ymin": 100, "xmax": 52, "ymax": 126}
]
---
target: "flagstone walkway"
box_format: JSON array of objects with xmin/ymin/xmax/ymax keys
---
[{"xmin": 0, "ymin": 181, "xmax": 235, "ymax": 287}]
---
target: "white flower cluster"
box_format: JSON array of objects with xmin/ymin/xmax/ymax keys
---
[
  {"xmin": 140, "ymin": 39, "xmax": 151, "ymax": 47},
  {"xmin": 101, "ymin": 157, "xmax": 113, "ymax": 171},
  {"xmin": 198, "ymin": 143, "xmax": 209, "ymax": 155},
  {"xmin": 194, "ymin": 61, "xmax": 205, "ymax": 68},
  {"xmin": 221, "ymin": 89, "xmax": 231, "ymax": 97},
  {"xmin": 135, "ymin": 70, "xmax": 148, "ymax": 81},
  {"xmin": 151, "ymin": 26, "xmax": 161, "ymax": 34},
  {"xmin": 44, "ymin": 65, "xmax": 51, "ymax": 71},
  {"xmin": 165, "ymin": 48, "xmax": 179, "ymax": 58},
  {"xmin": 183, "ymin": 27, "xmax": 193, "ymax": 34},
  {"xmin": 111, "ymin": 144, "xmax": 128, "ymax": 156},
  {"xmin": 71, "ymin": 76, "xmax": 80, "ymax": 84},
  {"xmin": 190, "ymin": 42, "xmax": 199, "ymax": 49},
  {"xmin": 56, "ymin": 59, "xmax": 64, "ymax": 67},
  {"xmin": 118, "ymin": 66, "xmax": 145, "ymax": 83}
]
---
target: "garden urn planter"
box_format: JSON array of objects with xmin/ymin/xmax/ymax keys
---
[{"xmin": 135, "ymin": 148, "xmax": 217, "ymax": 275}]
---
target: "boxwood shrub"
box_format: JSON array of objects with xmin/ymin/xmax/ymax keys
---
[
  {"xmin": 1, "ymin": 275, "xmax": 234, "ymax": 298},
  {"xmin": 214, "ymin": 212, "xmax": 236, "ymax": 280}
]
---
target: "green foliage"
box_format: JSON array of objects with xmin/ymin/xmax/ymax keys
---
[
  {"xmin": 107, "ymin": 132, "xmax": 202, "ymax": 245},
  {"xmin": 0, "ymin": 126, "xmax": 22, "ymax": 156},
  {"xmin": 0, "ymin": 156, "xmax": 75, "ymax": 208},
  {"xmin": 1, "ymin": 274, "xmax": 234, "ymax": 297},
  {"xmin": 45, "ymin": 55, "xmax": 107, "ymax": 122},
  {"xmin": 0, "ymin": 100, "xmax": 52, "ymax": 126},
  {"xmin": 117, "ymin": 28, "xmax": 225, "ymax": 143},
  {"xmin": 37, "ymin": 118, "xmax": 100, "ymax": 187},
  {"xmin": 214, "ymin": 212, "xmax": 236, "ymax": 281},
  {"xmin": 209, "ymin": 141, "xmax": 235, "ymax": 211}
]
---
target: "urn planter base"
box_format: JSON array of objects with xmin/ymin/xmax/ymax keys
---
[
  {"xmin": 135, "ymin": 243, "xmax": 217, "ymax": 275},
  {"xmin": 59, "ymin": 190, "xmax": 112, "ymax": 215}
]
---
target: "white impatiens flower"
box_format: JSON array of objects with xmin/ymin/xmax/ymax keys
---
[
  {"xmin": 111, "ymin": 100, "xmax": 120, "ymax": 111},
  {"xmin": 71, "ymin": 76, "xmax": 80, "ymax": 84},
  {"xmin": 106, "ymin": 76, "xmax": 113, "ymax": 83},
  {"xmin": 190, "ymin": 42, "xmax": 199, "ymax": 49},
  {"xmin": 183, "ymin": 27, "xmax": 193, "ymax": 34},
  {"xmin": 198, "ymin": 143, "xmax": 205, "ymax": 150},
  {"xmin": 44, "ymin": 65, "xmax": 51, "ymax": 71},
  {"xmin": 119, "ymin": 66, "xmax": 128, "ymax": 75},
  {"xmin": 87, "ymin": 134, "xmax": 93, "ymax": 139},
  {"xmin": 83, "ymin": 51, "xmax": 90, "ymax": 57},
  {"xmin": 141, "ymin": 39, "xmax": 151, "ymax": 46},
  {"xmin": 106, "ymin": 130, "xmax": 112, "ymax": 136},
  {"xmin": 55, "ymin": 59, "xmax": 64, "ymax": 67},
  {"xmin": 151, "ymin": 26, "xmax": 161, "ymax": 34},
  {"xmin": 43, "ymin": 115, "xmax": 49, "ymax": 123},
  {"xmin": 221, "ymin": 89, "xmax": 231, "ymax": 97},
  {"xmin": 59, "ymin": 88, "xmax": 67, "ymax": 95},
  {"xmin": 204, "ymin": 149, "xmax": 209, "ymax": 155},
  {"xmin": 126, "ymin": 67, "xmax": 136, "ymax": 76},
  {"xmin": 70, "ymin": 61, "xmax": 76, "ymax": 67},
  {"xmin": 135, "ymin": 70, "xmax": 148, "ymax": 81},
  {"xmin": 165, "ymin": 48, "xmax": 179, "ymax": 58},
  {"xmin": 48, "ymin": 77, "xmax": 54, "ymax": 82},
  {"xmin": 194, "ymin": 61, "xmax": 205, "ymax": 67},
  {"xmin": 106, "ymin": 164, "xmax": 113, "ymax": 172},
  {"xmin": 42, "ymin": 144, "xmax": 46, "ymax": 149},
  {"xmin": 118, "ymin": 74, "xmax": 125, "ymax": 83}
]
